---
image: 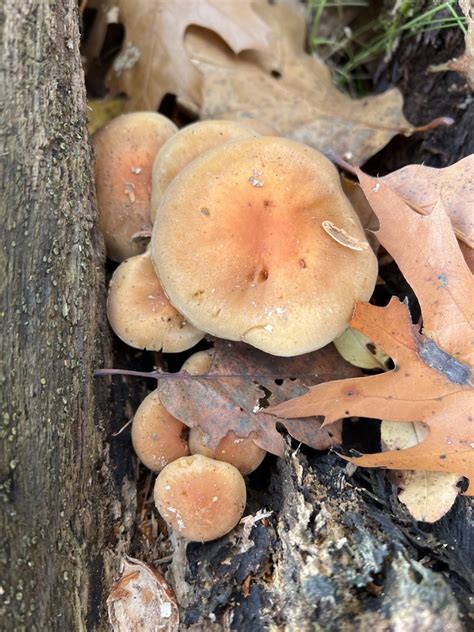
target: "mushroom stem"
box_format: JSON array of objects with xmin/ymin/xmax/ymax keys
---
[{"xmin": 169, "ymin": 534, "xmax": 190, "ymax": 606}]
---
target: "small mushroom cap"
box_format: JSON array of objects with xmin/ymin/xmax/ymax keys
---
[
  {"xmin": 189, "ymin": 428, "xmax": 266, "ymax": 475},
  {"xmin": 181, "ymin": 350, "xmax": 214, "ymax": 375},
  {"xmin": 94, "ymin": 112, "xmax": 177, "ymax": 261},
  {"xmin": 151, "ymin": 136, "xmax": 378, "ymax": 356},
  {"xmin": 154, "ymin": 455, "xmax": 246, "ymax": 542},
  {"xmin": 107, "ymin": 250, "xmax": 204, "ymax": 352},
  {"xmin": 150, "ymin": 120, "xmax": 260, "ymax": 221},
  {"xmin": 132, "ymin": 390, "xmax": 189, "ymax": 472}
]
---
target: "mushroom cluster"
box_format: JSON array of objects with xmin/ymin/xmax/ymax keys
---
[{"xmin": 94, "ymin": 113, "xmax": 378, "ymax": 542}]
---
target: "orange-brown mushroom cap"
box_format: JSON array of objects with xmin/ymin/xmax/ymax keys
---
[
  {"xmin": 94, "ymin": 112, "xmax": 177, "ymax": 261},
  {"xmin": 132, "ymin": 390, "xmax": 189, "ymax": 472},
  {"xmin": 151, "ymin": 136, "xmax": 378, "ymax": 356},
  {"xmin": 150, "ymin": 120, "xmax": 260, "ymax": 221},
  {"xmin": 188, "ymin": 428, "xmax": 266, "ymax": 476},
  {"xmin": 154, "ymin": 455, "xmax": 246, "ymax": 542},
  {"xmin": 107, "ymin": 250, "xmax": 204, "ymax": 352}
]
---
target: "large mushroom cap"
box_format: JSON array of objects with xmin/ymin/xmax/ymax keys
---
[
  {"xmin": 150, "ymin": 120, "xmax": 261, "ymax": 221},
  {"xmin": 154, "ymin": 455, "xmax": 246, "ymax": 542},
  {"xmin": 94, "ymin": 112, "xmax": 177, "ymax": 261},
  {"xmin": 107, "ymin": 250, "xmax": 204, "ymax": 353},
  {"xmin": 151, "ymin": 136, "xmax": 378, "ymax": 356}
]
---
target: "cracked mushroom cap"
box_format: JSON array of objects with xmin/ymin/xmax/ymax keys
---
[
  {"xmin": 154, "ymin": 455, "xmax": 246, "ymax": 542},
  {"xmin": 150, "ymin": 120, "xmax": 261, "ymax": 221},
  {"xmin": 132, "ymin": 390, "xmax": 189, "ymax": 472},
  {"xmin": 151, "ymin": 136, "xmax": 378, "ymax": 356},
  {"xmin": 94, "ymin": 112, "xmax": 177, "ymax": 261},
  {"xmin": 107, "ymin": 250, "xmax": 204, "ymax": 352}
]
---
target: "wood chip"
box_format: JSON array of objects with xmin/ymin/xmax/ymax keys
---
[{"xmin": 321, "ymin": 220, "xmax": 369, "ymax": 251}]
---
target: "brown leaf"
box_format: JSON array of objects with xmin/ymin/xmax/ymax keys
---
[
  {"xmin": 187, "ymin": 2, "xmax": 412, "ymax": 164},
  {"xmin": 157, "ymin": 339, "xmax": 360, "ymax": 457},
  {"xmin": 382, "ymin": 156, "xmax": 474, "ymax": 248},
  {"xmin": 268, "ymin": 173, "xmax": 474, "ymax": 494},
  {"xmin": 86, "ymin": 0, "xmax": 272, "ymax": 110},
  {"xmin": 108, "ymin": 557, "xmax": 179, "ymax": 631},
  {"xmin": 270, "ymin": 299, "xmax": 474, "ymax": 492},
  {"xmin": 358, "ymin": 173, "xmax": 474, "ymax": 365},
  {"xmin": 381, "ymin": 421, "xmax": 461, "ymax": 522}
]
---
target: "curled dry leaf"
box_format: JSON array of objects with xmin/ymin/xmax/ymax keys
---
[
  {"xmin": 85, "ymin": 0, "xmax": 272, "ymax": 110},
  {"xmin": 321, "ymin": 220, "xmax": 369, "ymax": 251},
  {"xmin": 269, "ymin": 174, "xmax": 474, "ymax": 494},
  {"xmin": 188, "ymin": 1, "xmax": 413, "ymax": 164},
  {"xmin": 157, "ymin": 339, "xmax": 361, "ymax": 457},
  {"xmin": 381, "ymin": 421, "xmax": 461, "ymax": 522},
  {"xmin": 334, "ymin": 328, "xmax": 390, "ymax": 371},
  {"xmin": 107, "ymin": 556, "xmax": 179, "ymax": 632},
  {"xmin": 336, "ymin": 326, "xmax": 461, "ymax": 521},
  {"xmin": 383, "ymin": 155, "xmax": 474, "ymax": 248}
]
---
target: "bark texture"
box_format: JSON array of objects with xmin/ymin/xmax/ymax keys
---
[{"xmin": 0, "ymin": 2, "xmax": 126, "ymax": 629}]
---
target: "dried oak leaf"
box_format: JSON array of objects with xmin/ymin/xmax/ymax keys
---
[
  {"xmin": 381, "ymin": 420, "xmax": 461, "ymax": 522},
  {"xmin": 383, "ymin": 155, "xmax": 474, "ymax": 248},
  {"xmin": 188, "ymin": 1, "xmax": 414, "ymax": 164},
  {"xmin": 107, "ymin": 556, "xmax": 179, "ymax": 632},
  {"xmin": 269, "ymin": 173, "xmax": 474, "ymax": 493},
  {"xmin": 157, "ymin": 339, "xmax": 360, "ymax": 457},
  {"xmin": 87, "ymin": 0, "xmax": 272, "ymax": 110}
]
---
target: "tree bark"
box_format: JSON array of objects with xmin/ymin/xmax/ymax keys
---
[{"xmin": 0, "ymin": 2, "xmax": 126, "ymax": 629}]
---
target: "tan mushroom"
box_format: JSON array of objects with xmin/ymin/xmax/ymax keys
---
[
  {"xmin": 154, "ymin": 454, "xmax": 246, "ymax": 542},
  {"xmin": 150, "ymin": 120, "xmax": 261, "ymax": 221},
  {"xmin": 151, "ymin": 136, "xmax": 378, "ymax": 356},
  {"xmin": 107, "ymin": 250, "xmax": 204, "ymax": 352},
  {"xmin": 94, "ymin": 112, "xmax": 177, "ymax": 261},
  {"xmin": 132, "ymin": 390, "xmax": 189, "ymax": 472},
  {"xmin": 188, "ymin": 428, "xmax": 266, "ymax": 476}
]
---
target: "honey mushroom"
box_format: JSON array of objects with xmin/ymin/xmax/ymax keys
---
[
  {"xmin": 154, "ymin": 455, "xmax": 246, "ymax": 542},
  {"xmin": 181, "ymin": 351, "xmax": 267, "ymax": 475},
  {"xmin": 132, "ymin": 390, "xmax": 189, "ymax": 472},
  {"xmin": 94, "ymin": 112, "xmax": 177, "ymax": 261},
  {"xmin": 107, "ymin": 249, "xmax": 203, "ymax": 353},
  {"xmin": 151, "ymin": 136, "xmax": 378, "ymax": 356},
  {"xmin": 150, "ymin": 119, "xmax": 263, "ymax": 221}
]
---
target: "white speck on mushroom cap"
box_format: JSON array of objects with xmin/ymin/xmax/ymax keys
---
[
  {"xmin": 160, "ymin": 603, "xmax": 172, "ymax": 619},
  {"xmin": 154, "ymin": 455, "xmax": 246, "ymax": 541}
]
